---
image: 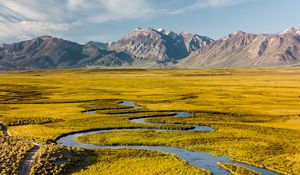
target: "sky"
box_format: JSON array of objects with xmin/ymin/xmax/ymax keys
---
[{"xmin": 0, "ymin": 0, "xmax": 299, "ymax": 44}]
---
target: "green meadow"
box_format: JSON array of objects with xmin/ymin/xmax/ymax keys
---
[{"xmin": 0, "ymin": 68, "xmax": 300, "ymax": 174}]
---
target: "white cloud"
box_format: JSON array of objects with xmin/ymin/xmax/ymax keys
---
[
  {"xmin": 0, "ymin": 0, "xmax": 251, "ymax": 43},
  {"xmin": 192, "ymin": 0, "xmax": 248, "ymax": 8},
  {"xmin": 67, "ymin": 0, "xmax": 86, "ymax": 10},
  {"xmin": 0, "ymin": 0, "xmax": 155, "ymax": 42},
  {"xmin": 0, "ymin": 21, "xmax": 75, "ymax": 39},
  {"xmin": 0, "ymin": 1, "xmax": 47, "ymax": 21},
  {"xmin": 0, "ymin": 0, "xmax": 65, "ymax": 21},
  {"xmin": 65, "ymin": 0, "xmax": 155, "ymax": 23},
  {"xmin": 166, "ymin": 0, "xmax": 250, "ymax": 14}
]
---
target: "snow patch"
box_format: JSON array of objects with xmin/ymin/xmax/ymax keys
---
[
  {"xmin": 279, "ymin": 28, "xmax": 292, "ymax": 35},
  {"xmin": 222, "ymin": 35, "xmax": 230, "ymax": 41},
  {"xmin": 157, "ymin": 28, "xmax": 166, "ymax": 33},
  {"xmin": 279, "ymin": 27, "xmax": 300, "ymax": 35}
]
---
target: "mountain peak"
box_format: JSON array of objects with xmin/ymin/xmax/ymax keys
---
[
  {"xmin": 220, "ymin": 31, "xmax": 255, "ymax": 41},
  {"xmin": 33, "ymin": 36, "xmax": 56, "ymax": 41},
  {"xmin": 167, "ymin": 31, "xmax": 179, "ymax": 39},
  {"xmin": 133, "ymin": 27, "xmax": 172, "ymax": 36},
  {"xmin": 86, "ymin": 41, "xmax": 108, "ymax": 50},
  {"xmin": 109, "ymin": 27, "xmax": 213, "ymax": 63},
  {"xmin": 39, "ymin": 35, "xmax": 53, "ymax": 39},
  {"xmin": 1, "ymin": 27, "xmax": 300, "ymax": 70},
  {"xmin": 232, "ymin": 31, "xmax": 247, "ymax": 36},
  {"xmin": 279, "ymin": 27, "xmax": 300, "ymax": 36},
  {"xmin": 181, "ymin": 28, "xmax": 300, "ymax": 68},
  {"xmin": 131, "ymin": 27, "xmax": 160, "ymax": 34}
]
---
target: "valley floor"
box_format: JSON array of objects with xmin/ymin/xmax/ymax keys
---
[{"xmin": 0, "ymin": 68, "xmax": 300, "ymax": 174}]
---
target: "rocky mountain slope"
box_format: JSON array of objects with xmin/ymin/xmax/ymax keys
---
[
  {"xmin": 0, "ymin": 36, "xmax": 133, "ymax": 70},
  {"xmin": 109, "ymin": 28, "xmax": 213, "ymax": 65},
  {"xmin": 180, "ymin": 28, "xmax": 300, "ymax": 68},
  {"xmin": 0, "ymin": 27, "xmax": 300, "ymax": 70},
  {"xmin": 86, "ymin": 41, "xmax": 109, "ymax": 50}
]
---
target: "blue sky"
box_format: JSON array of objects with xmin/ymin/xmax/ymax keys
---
[{"xmin": 0, "ymin": 0, "xmax": 299, "ymax": 43}]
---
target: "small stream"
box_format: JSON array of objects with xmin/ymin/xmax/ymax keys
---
[{"xmin": 57, "ymin": 100, "xmax": 279, "ymax": 175}]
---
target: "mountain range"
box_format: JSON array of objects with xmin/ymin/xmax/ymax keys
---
[
  {"xmin": 0, "ymin": 27, "xmax": 299, "ymax": 70},
  {"xmin": 180, "ymin": 28, "xmax": 300, "ymax": 68}
]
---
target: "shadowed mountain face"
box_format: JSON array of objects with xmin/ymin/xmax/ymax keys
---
[
  {"xmin": 0, "ymin": 36, "xmax": 133, "ymax": 70},
  {"xmin": 180, "ymin": 28, "xmax": 300, "ymax": 68},
  {"xmin": 0, "ymin": 36, "xmax": 84, "ymax": 69},
  {"xmin": 86, "ymin": 41, "xmax": 109, "ymax": 50},
  {"xmin": 0, "ymin": 27, "xmax": 300, "ymax": 70}
]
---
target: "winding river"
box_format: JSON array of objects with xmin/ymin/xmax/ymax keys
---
[{"xmin": 57, "ymin": 100, "xmax": 278, "ymax": 175}]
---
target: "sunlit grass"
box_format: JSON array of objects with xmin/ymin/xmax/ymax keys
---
[
  {"xmin": 72, "ymin": 149, "xmax": 210, "ymax": 175},
  {"xmin": 217, "ymin": 162, "xmax": 262, "ymax": 175},
  {"xmin": 0, "ymin": 68, "xmax": 300, "ymax": 174}
]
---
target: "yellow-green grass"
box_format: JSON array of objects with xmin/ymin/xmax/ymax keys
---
[
  {"xmin": 76, "ymin": 124, "xmax": 299, "ymax": 174},
  {"xmin": 72, "ymin": 149, "xmax": 210, "ymax": 175},
  {"xmin": 2, "ymin": 69, "xmax": 300, "ymax": 115},
  {"xmin": 0, "ymin": 68, "xmax": 299, "ymax": 174},
  {"xmin": 217, "ymin": 162, "xmax": 262, "ymax": 175},
  {"xmin": 0, "ymin": 136, "xmax": 34, "ymax": 174},
  {"xmin": 30, "ymin": 145, "xmax": 89, "ymax": 175},
  {"xmin": 7, "ymin": 107, "xmax": 190, "ymax": 142}
]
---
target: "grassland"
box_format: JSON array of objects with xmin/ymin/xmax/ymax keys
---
[
  {"xmin": 0, "ymin": 136, "xmax": 34, "ymax": 174},
  {"xmin": 217, "ymin": 162, "xmax": 262, "ymax": 175},
  {"xmin": 30, "ymin": 145, "xmax": 88, "ymax": 175},
  {"xmin": 0, "ymin": 68, "xmax": 300, "ymax": 174},
  {"xmin": 72, "ymin": 149, "xmax": 209, "ymax": 175}
]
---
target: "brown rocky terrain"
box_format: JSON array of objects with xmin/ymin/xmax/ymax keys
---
[{"xmin": 180, "ymin": 28, "xmax": 300, "ymax": 68}]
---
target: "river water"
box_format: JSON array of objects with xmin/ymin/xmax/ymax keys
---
[{"xmin": 57, "ymin": 100, "xmax": 278, "ymax": 175}]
